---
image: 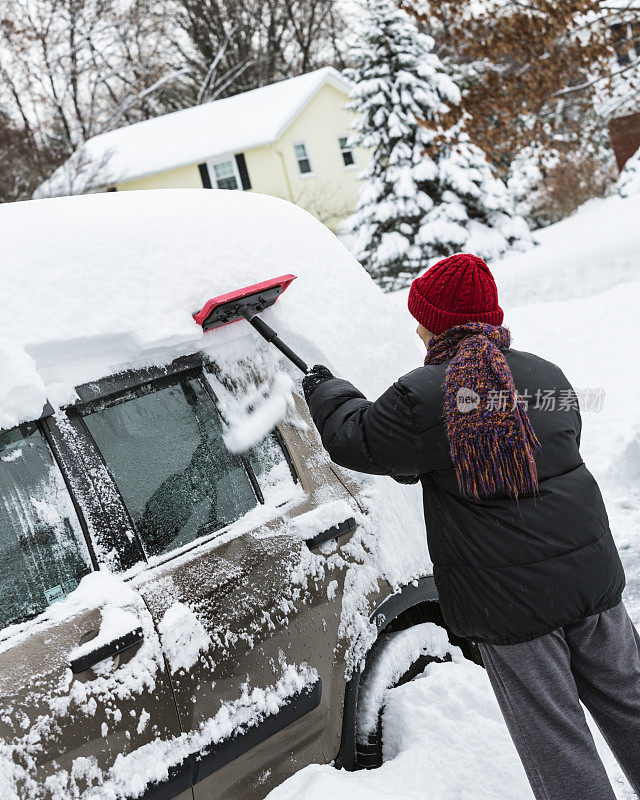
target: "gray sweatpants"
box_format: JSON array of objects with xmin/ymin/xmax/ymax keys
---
[{"xmin": 479, "ymin": 602, "xmax": 640, "ymax": 800}]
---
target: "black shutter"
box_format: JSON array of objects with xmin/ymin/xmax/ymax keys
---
[
  {"xmin": 198, "ymin": 163, "xmax": 212, "ymax": 189},
  {"xmin": 234, "ymin": 153, "xmax": 252, "ymax": 190}
]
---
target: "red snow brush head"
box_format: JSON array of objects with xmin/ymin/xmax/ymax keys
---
[
  {"xmin": 407, "ymin": 253, "xmax": 503, "ymax": 335},
  {"xmin": 194, "ymin": 274, "xmax": 296, "ymax": 331}
]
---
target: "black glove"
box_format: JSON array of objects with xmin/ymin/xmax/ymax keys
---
[
  {"xmin": 302, "ymin": 364, "xmax": 335, "ymax": 404},
  {"xmin": 392, "ymin": 474, "xmax": 420, "ymax": 484}
]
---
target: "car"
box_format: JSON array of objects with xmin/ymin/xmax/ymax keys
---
[{"xmin": 0, "ymin": 189, "xmax": 469, "ymax": 800}]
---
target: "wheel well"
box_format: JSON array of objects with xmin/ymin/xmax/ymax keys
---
[
  {"xmin": 381, "ymin": 600, "xmax": 483, "ymax": 666},
  {"xmin": 334, "ymin": 586, "xmax": 483, "ymax": 771}
]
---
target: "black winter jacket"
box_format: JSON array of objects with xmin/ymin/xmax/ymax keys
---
[{"xmin": 308, "ymin": 348, "xmax": 625, "ymax": 645}]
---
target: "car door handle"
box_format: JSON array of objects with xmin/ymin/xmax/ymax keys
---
[
  {"xmin": 70, "ymin": 627, "xmax": 144, "ymax": 674},
  {"xmin": 307, "ymin": 517, "xmax": 357, "ymax": 550}
]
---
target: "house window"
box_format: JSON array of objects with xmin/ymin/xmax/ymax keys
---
[
  {"xmin": 293, "ymin": 142, "xmax": 313, "ymax": 175},
  {"xmin": 211, "ymin": 158, "xmax": 240, "ymax": 190},
  {"xmin": 338, "ymin": 136, "xmax": 355, "ymax": 168}
]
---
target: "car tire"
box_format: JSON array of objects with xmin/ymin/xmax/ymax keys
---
[{"xmin": 354, "ymin": 624, "xmax": 455, "ymax": 769}]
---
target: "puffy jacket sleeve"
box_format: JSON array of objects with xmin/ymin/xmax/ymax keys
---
[{"xmin": 307, "ymin": 376, "xmax": 436, "ymax": 477}]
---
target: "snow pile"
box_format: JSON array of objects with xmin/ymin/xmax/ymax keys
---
[
  {"xmin": 357, "ymin": 623, "xmax": 460, "ymax": 741},
  {"xmin": 268, "ymin": 657, "xmax": 533, "ymax": 800},
  {"xmin": 270, "ymin": 658, "xmax": 633, "ymax": 800},
  {"xmin": 36, "ymin": 67, "xmax": 349, "ymax": 196},
  {"xmin": 0, "ymin": 344, "xmax": 47, "ymax": 431},
  {"xmin": 387, "ymin": 192, "xmax": 640, "ymax": 315},
  {"xmin": 616, "ymin": 147, "xmax": 640, "ymax": 198},
  {"xmin": 1, "ymin": 189, "xmax": 424, "ymax": 422},
  {"xmin": 382, "ymin": 660, "xmax": 532, "ymax": 798},
  {"xmin": 157, "ymin": 602, "xmax": 211, "ymax": 674}
]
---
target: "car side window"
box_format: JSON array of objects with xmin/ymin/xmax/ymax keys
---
[
  {"xmin": 82, "ymin": 376, "xmax": 258, "ymax": 559},
  {"xmin": 247, "ymin": 432, "xmax": 297, "ymax": 500},
  {"xmin": 0, "ymin": 423, "xmax": 92, "ymax": 630}
]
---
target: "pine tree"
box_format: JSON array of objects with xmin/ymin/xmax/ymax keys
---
[
  {"xmin": 415, "ymin": 133, "xmax": 531, "ymax": 269},
  {"xmin": 344, "ymin": 0, "xmax": 530, "ymax": 290}
]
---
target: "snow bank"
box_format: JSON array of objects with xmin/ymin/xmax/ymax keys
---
[
  {"xmin": 271, "ymin": 655, "xmax": 632, "ymax": 799},
  {"xmin": 267, "ymin": 657, "xmax": 533, "ymax": 800},
  {"xmin": 269, "ymin": 653, "xmax": 634, "ymax": 800},
  {"xmin": 388, "ymin": 193, "xmax": 640, "ymax": 317}
]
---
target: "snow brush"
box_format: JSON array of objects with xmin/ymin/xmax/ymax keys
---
[{"xmin": 193, "ymin": 274, "xmax": 310, "ymax": 374}]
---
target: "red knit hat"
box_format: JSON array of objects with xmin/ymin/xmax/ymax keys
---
[{"xmin": 407, "ymin": 253, "xmax": 503, "ymax": 335}]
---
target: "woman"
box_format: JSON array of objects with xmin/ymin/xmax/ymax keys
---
[{"xmin": 302, "ymin": 252, "xmax": 639, "ymax": 800}]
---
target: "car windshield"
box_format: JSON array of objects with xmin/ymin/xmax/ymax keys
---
[
  {"xmin": 0, "ymin": 424, "xmax": 92, "ymax": 631},
  {"xmin": 82, "ymin": 376, "xmax": 259, "ymax": 559}
]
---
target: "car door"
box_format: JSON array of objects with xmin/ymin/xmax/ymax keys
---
[
  {"xmin": 0, "ymin": 420, "xmax": 190, "ymax": 800},
  {"xmin": 74, "ymin": 361, "xmax": 360, "ymax": 799}
]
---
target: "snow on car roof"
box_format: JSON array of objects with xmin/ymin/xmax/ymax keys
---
[
  {"xmin": 36, "ymin": 67, "xmax": 349, "ymax": 197},
  {"xmin": 0, "ymin": 188, "xmax": 424, "ymax": 431}
]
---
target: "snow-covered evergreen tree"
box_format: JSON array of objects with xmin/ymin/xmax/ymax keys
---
[{"xmin": 344, "ymin": 0, "xmax": 530, "ymax": 290}]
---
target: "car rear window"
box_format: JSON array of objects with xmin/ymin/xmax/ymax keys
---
[
  {"xmin": 0, "ymin": 424, "xmax": 92, "ymax": 630},
  {"xmin": 82, "ymin": 376, "xmax": 258, "ymax": 559}
]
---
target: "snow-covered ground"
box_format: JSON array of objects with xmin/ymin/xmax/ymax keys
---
[{"xmin": 268, "ymin": 193, "xmax": 640, "ymax": 800}]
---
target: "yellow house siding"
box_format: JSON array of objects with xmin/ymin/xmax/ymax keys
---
[
  {"xmin": 117, "ymin": 163, "xmax": 203, "ymax": 191},
  {"xmin": 113, "ymin": 80, "xmax": 367, "ymax": 232},
  {"xmin": 243, "ymin": 146, "xmax": 292, "ymax": 200},
  {"xmin": 272, "ymin": 82, "xmax": 367, "ymax": 231}
]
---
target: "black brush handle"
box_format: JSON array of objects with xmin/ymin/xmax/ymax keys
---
[{"xmin": 243, "ymin": 312, "xmax": 309, "ymax": 374}]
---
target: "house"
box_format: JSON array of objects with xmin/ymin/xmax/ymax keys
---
[{"xmin": 36, "ymin": 67, "xmax": 367, "ymax": 232}]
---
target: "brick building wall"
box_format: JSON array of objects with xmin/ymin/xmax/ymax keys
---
[{"xmin": 608, "ymin": 111, "xmax": 640, "ymax": 171}]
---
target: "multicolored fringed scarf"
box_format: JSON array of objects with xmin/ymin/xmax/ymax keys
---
[{"xmin": 425, "ymin": 322, "xmax": 540, "ymax": 500}]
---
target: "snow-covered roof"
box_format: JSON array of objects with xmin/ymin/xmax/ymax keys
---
[
  {"xmin": 37, "ymin": 67, "xmax": 350, "ymax": 197},
  {"xmin": 0, "ymin": 189, "xmax": 423, "ymax": 431}
]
